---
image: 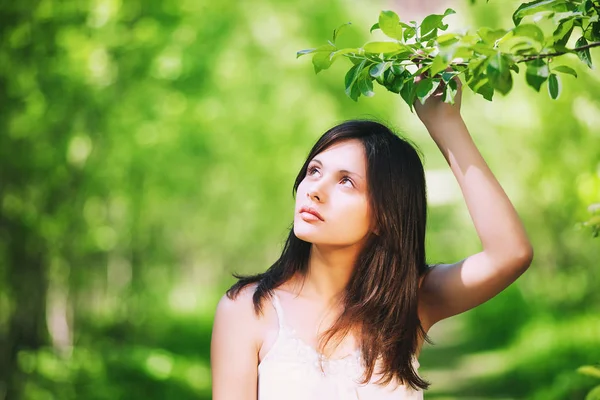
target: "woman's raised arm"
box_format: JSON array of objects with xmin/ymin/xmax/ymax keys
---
[{"xmin": 415, "ymin": 77, "xmax": 534, "ymax": 332}]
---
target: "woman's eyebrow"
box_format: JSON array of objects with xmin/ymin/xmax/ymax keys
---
[{"xmin": 311, "ymin": 158, "xmax": 364, "ymax": 180}]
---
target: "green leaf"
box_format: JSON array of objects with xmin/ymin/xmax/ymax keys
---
[
  {"xmin": 526, "ymin": 59, "xmax": 549, "ymax": 92},
  {"xmin": 357, "ymin": 74, "xmax": 375, "ymax": 97},
  {"xmin": 443, "ymin": 78, "xmax": 459, "ymax": 104},
  {"xmin": 436, "ymin": 33, "xmax": 461, "ymax": 46},
  {"xmin": 486, "ymin": 53, "xmax": 513, "ymax": 95},
  {"xmin": 553, "ymin": 65, "xmax": 577, "ymax": 77},
  {"xmin": 579, "ymin": 0, "xmax": 594, "ymax": 13},
  {"xmin": 441, "ymin": 70, "xmax": 459, "ymax": 83},
  {"xmin": 296, "ymin": 44, "xmax": 336, "ymax": 58},
  {"xmin": 420, "ymin": 8, "xmax": 456, "ymax": 39},
  {"xmin": 512, "ymin": 24, "xmax": 545, "ymax": 43},
  {"xmin": 553, "ymin": 20, "xmax": 574, "ymax": 48},
  {"xmin": 477, "ymin": 27, "xmax": 508, "ymax": 44},
  {"xmin": 332, "ymin": 22, "xmax": 352, "ymax": 44},
  {"xmin": 585, "ymin": 384, "xmax": 600, "ymax": 400},
  {"xmin": 379, "ymin": 10, "xmax": 403, "ymax": 40},
  {"xmin": 575, "ymin": 37, "xmax": 593, "ymax": 69},
  {"xmin": 513, "ymin": 0, "xmax": 568, "ymax": 26},
  {"xmin": 443, "ymin": 8, "xmax": 456, "ymax": 17},
  {"xmin": 363, "ymin": 41, "xmax": 407, "ymax": 53},
  {"xmin": 403, "ymin": 27, "xmax": 416, "ymax": 41},
  {"xmin": 477, "ymin": 81, "xmax": 495, "ymax": 101},
  {"xmin": 369, "ymin": 62, "xmax": 390, "ymax": 78},
  {"xmin": 349, "ymin": 82, "xmax": 361, "ymax": 102},
  {"xmin": 400, "ymin": 79, "xmax": 416, "ymax": 111},
  {"xmin": 297, "ymin": 49, "xmax": 316, "ymax": 58},
  {"xmin": 497, "ymin": 24, "xmax": 545, "ymax": 53},
  {"xmin": 389, "ymin": 74, "xmax": 406, "ymax": 93},
  {"xmin": 548, "ymin": 73, "xmax": 561, "ymax": 99},
  {"xmin": 415, "ymin": 78, "xmax": 441, "ymax": 105},
  {"xmin": 345, "ymin": 60, "xmax": 366, "ymax": 97},
  {"xmin": 430, "ymin": 55, "xmax": 449, "ymax": 76},
  {"xmin": 370, "ymin": 23, "xmax": 380, "ymax": 33},
  {"xmin": 578, "ymin": 365, "xmax": 600, "ymax": 379},
  {"xmin": 312, "ymin": 51, "xmax": 335, "ymax": 73},
  {"xmin": 329, "ymin": 48, "xmax": 361, "ymax": 61},
  {"xmin": 391, "ymin": 64, "xmax": 405, "ymax": 75},
  {"xmin": 472, "ymin": 42, "xmax": 499, "ymax": 56}
]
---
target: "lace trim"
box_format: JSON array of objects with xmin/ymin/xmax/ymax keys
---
[
  {"xmin": 259, "ymin": 292, "xmax": 419, "ymax": 379},
  {"xmin": 259, "ymin": 323, "xmax": 363, "ymax": 379}
]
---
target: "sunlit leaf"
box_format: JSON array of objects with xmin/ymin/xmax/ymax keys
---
[
  {"xmin": 332, "ymin": 22, "xmax": 352, "ymax": 44},
  {"xmin": 578, "ymin": 365, "xmax": 600, "ymax": 379},
  {"xmin": 363, "ymin": 41, "xmax": 409, "ymax": 53},
  {"xmin": 329, "ymin": 48, "xmax": 361, "ymax": 61},
  {"xmin": 297, "ymin": 44, "xmax": 336, "ymax": 58},
  {"xmin": 584, "ymin": 385, "xmax": 600, "ymax": 400},
  {"xmin": 420, "ymin": 8, "xmax": 456, "ymax": 40},
  {"xmin": 430, "ymin": 55, "xmax": 449, "ymax": 76},
  {"xmin": 312, "ymin": 51, "xmax": 335, "ymax": 73},
  {"xmin": 553, "ymin": 19, "xmax": 574, "ymax": 48},
  {"xmin": 379, "ymin": 10, "xmax": 403, "ymax": 40},
  {"xmin": 478, "ymin": 27, "xmax": 508, "ymax": 44},
  {"xmin": 512, "ymin": 23, "xmax": 545, "ymax": 43},
  {"xmin": 553, "ymin": 65, "xmax": 577, "ymax": 77},
  {"xmin": 436, "ymin": 32, "xmax": 461, "ymax": 46},
  {"xmin": 513, "ymin": 0, "xmax": 568, "ymax": 26}
]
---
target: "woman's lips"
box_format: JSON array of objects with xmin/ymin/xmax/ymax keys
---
[
  {"xmin": 299, "ymin": 206, "xmax": 324, "ymax": 222},
  {"xmin": 300, "ymin": 211, "xmax": 322, "ymax": 222}
]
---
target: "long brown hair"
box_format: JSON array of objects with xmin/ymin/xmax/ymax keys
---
[{"xmin": 227, "ymin": 119, "xmax": 432, "ymax": 390}]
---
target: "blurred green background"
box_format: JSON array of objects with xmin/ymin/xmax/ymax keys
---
[{"xmin": 1, "ymin": 0, "xmax": 599, "ymax": 399}]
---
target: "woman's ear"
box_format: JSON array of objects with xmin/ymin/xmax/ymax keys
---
[{"xmin": 371, "ymin": 224, "xmax": 380, "ymax": 236}]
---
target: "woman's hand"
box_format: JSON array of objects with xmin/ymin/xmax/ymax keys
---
[{"xmin": 414, "ymin": 73, "xmax": 463, "ymax": 131}]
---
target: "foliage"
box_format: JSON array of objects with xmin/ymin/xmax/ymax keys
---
[
  {"xmin": 0, "ymin": 0, "xmax": 599, "ymax": 399},
  {"xmin": 298, "ymin": 0, "xmax": 600, "ymax": 107},
  {"xmin": 582, "ymin": 203, "xmax": 600, "ymax": 237},
  {"xmin": 579, "ymin": 365, "xmax": 600, "ymax": 399}
]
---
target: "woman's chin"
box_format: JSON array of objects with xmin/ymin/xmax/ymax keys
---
[{"xmin": 293, "ymin": 223, "xmax": 320, "ymax": 243}]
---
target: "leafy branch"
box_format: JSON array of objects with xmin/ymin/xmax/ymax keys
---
[
  {"xmin": 517, "ymin": 39, "xmax": 600, "ymax": 62},
  {"xmin": 297, "ymin": 0, "xmax": 600, "ymax": 107}
]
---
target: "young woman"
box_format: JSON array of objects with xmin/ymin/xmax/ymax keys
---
[{"xmin": 210, "ymin": 77, "xmax": 533, "ymax": 399}]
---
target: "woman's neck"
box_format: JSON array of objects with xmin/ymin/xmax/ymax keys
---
[{"xmin": 295, "ymin": 242, "xmax": 363, "ymax": 305}]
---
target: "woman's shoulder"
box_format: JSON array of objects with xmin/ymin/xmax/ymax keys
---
[
  {"xmin": 216, "ymin": 282, "xmax": 260, "ymax": 318},
  {"xmin": 213, "ymin": 283, "xmax": 264, "ymax": 347}
]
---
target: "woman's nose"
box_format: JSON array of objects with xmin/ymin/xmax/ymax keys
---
[
  {"xmin": 307, "ymin": 190, "xmax": 321, "ymax": 202},
  {"xmin": 307, "ymin": 181, "xmax": 326, "ymax": 202}
]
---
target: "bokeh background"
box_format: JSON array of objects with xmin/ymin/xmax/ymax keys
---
[{"xmin": 1, "ymin": 0, "xmax": 599, "ymax": 399}]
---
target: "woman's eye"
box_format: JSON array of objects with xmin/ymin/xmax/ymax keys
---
[
  {"xmin": 340, "ymin": 177, "xmax": 354, "ymax": 188},
  {"xmin": 307, "ymin": 167, "xmax": 319, "ymax": 175}
]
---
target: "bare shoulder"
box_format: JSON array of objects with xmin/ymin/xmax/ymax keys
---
[
  {"xmin": 214, "ymin": 283, "xmax": 262, "ymax": 335},
  {"xmin": 212, "ymin": 283, "xmax": 263, "ymax": 399}
]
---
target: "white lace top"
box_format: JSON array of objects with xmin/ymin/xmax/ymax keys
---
[{"xmin": 257, "ymin": 292, "xmax": 423, "ymax": 400}]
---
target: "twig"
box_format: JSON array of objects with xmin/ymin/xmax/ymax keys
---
[{"xmin": 516, "ymin": 41, "xmax": 600, "ymax": 63}]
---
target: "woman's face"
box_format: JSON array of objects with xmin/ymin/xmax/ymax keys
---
[{"xmin": 294, "ymin": 139, "xmax": 372, "ymax": 247}]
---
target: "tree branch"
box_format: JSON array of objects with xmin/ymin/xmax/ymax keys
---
[{"xmin": 516, "ymin": 41, "xmax": 600, "ymax": 63}]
